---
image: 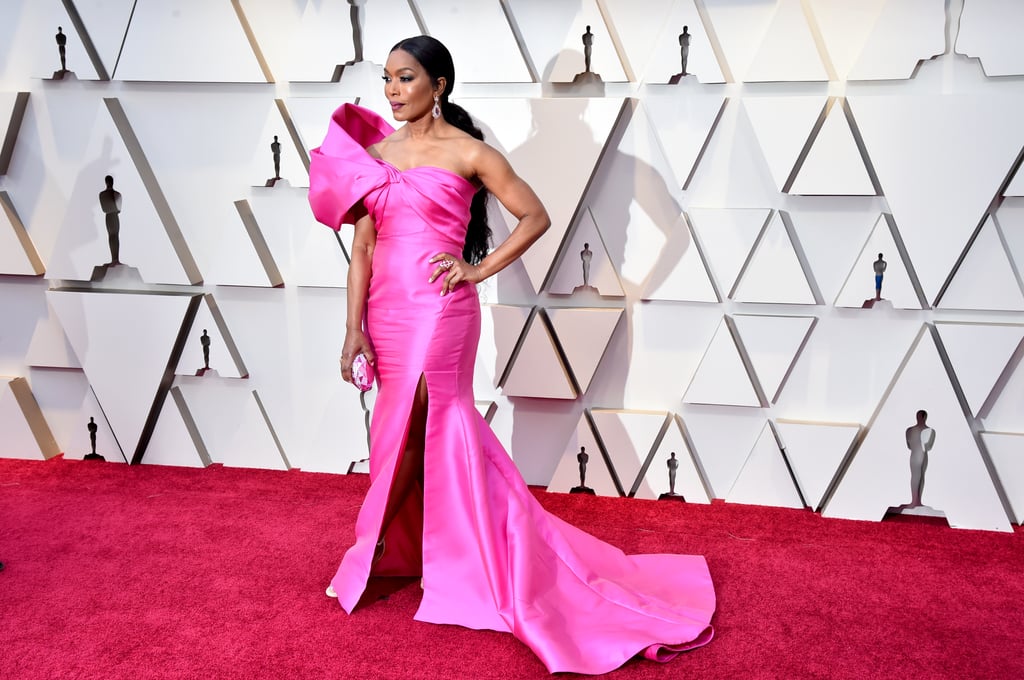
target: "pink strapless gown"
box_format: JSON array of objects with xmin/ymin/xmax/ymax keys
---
[{"xmin": 308, "ymin": 103, "xmax": 715, "ymax": 675}]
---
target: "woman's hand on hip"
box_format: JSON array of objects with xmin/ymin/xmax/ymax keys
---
[
  {"xmin": 340, "ymin": 329, "xmax": 375, "ymax": 383},
  {"xmin": 428, "ymin": 253, "xmax": 483, "ymax": 296}
]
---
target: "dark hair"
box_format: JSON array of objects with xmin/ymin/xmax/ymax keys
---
[{"xmin": 390, "ymin": 35, "xmax": 491, "ymax": 265}]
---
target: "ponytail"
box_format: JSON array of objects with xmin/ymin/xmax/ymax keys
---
[{"xmin": 441, "ymin": 99, "xmax": 491, "ymax": 265}]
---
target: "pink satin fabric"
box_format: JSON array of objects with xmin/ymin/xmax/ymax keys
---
[{"xmin": 309, "ymin": 103, "xmax": 715, "ymax": 675}]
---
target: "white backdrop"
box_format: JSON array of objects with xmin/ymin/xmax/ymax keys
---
[{"xmin": 1, "ymin": 0, "xmax": 1023, "ymax": 532}]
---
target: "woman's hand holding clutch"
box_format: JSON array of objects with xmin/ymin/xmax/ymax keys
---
[{"xmin": 340, "ymin": 328, "xmax": 376, "ymax": 389}]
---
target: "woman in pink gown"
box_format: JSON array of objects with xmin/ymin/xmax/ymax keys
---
[{"xmin": 308, "ymin": 36, "xmax": 715, "ymax": 675}]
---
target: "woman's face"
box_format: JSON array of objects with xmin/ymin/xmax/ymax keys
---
[{"xmin": 383, "ymin": 49, "xmax": 443, "ymax": 122}]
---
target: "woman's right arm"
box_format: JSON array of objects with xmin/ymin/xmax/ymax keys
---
[{"xmin": 340, "ymin": 203, "xmax": 377, "ymax": 383}]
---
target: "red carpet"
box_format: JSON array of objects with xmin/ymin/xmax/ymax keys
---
[{"xmin": 1, "ymin": 457, "xmax": 1022, "ymax": 679}]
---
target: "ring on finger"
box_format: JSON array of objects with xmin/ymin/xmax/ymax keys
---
[{"xmin": 438, "ymin": 259, "xmax": 454, "ymax": 270}]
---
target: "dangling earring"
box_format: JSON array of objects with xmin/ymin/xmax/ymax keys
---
[{"xmin": 432, "ymin": 95, "xmax": 441, "ymax": 119}]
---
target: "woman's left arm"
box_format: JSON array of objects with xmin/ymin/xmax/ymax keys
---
[{"xmin": 430, "ymin": 142, "xmax": 550, "ymax": 295}]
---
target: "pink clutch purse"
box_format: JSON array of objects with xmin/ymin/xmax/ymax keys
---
[{"xmin": 351, "ymin": 353, "xmax": 375, "ymax": 391}]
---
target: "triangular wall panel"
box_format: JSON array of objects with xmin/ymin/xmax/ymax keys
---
[
  {"xmin": 684, "ymin": 317, "xmax": 761, "ymax": 407},
  {"xmin": 688, "ymin": 208, "xmax": 770, "ymax": 296},
  {"xmin": 506, "ymin": 0, "xmax": 627, "ymax": 82},
  {"xmin": 939, "ymin": 216, "xmax": 1024, "ymax": 312},
  {"xmin": 775, "ymin": 419, "xmax": 860, "ymax": 509},
  {"xmin": 935, "ymin": 322, "xmax": 1024, "ymax": 417},
  {"xmin": 0, "ymin": 377, "xmax": 60, "ymax": 460},
  {"xmin": 683, "ymin": 406, "xmax": 768, "ymax": 499},
  {"xmin": 1, "ymin": 92, "xmax": 29, "ymax": 174},
  {"xmin": 175, "ymin": 382, "xmax": 289, "ymax": 470},
  {"xmin": 27, "ymin": 368, "xmax": 123, "ymax": 463},
  {"xmin": 642, "ymin": 91, "xmax": 726, "ymax": 189},
  {"xmin": 983, "ymin": 343, "xmax": 1024, "ymax": 435},
  {"xmin": 634, "ymin": 415, "xmax": 710, "ymax": 503},
  {"xmin": 546, "ymin": 308, "xmax": 623, "ymax": 394},
  {"xmin": 789, "ymin": 100, "xmax": 875, "ymax": 195},
  {"xmin": 956, "ymin": 1, "xmax": 1024, "ymax": 77},
  {"xmin": 743, "ymin": 96, "xmax": 826, "ymax": 191},
  {"xmin": 501, "ymin": 313, "xmax": 576, "ymax": 399},
  {"xmin": 24, "ymin": 299, "xmax": 82, "ymax": 369},
  {"xmin": 605, "ymin": 0, "xmax": 724, "ymax": 83},
  {"xmin": 142, "ymin": 387, "xmax": 209, "ymax": 468},
  {"xmin": 845, "ymin": 0, "xmax": 945, "ymax": 81},
  {"xmin": 587, "ymin": 97, "xmax": 696, "ymax": 299},
  {"xmin": 998, "ymin": 201, "xmax": 1024, "ymax": 277},
  {"xmin": 732, "ymin": 315, "xmax": 816, "ymax": 404},
  {"xmin": 416, "ymin": 0, "xmax": 531, "ymax": 82},
  {"xmin": 464, "ymin": 98, "xmax": 624, "ymax": 293},
  {"xmin": 744, "ymin": 0, "xmax": 829, "ymax": 82},
  {"xmin": 824, "ymin": 326, "xmax": 1012, "ymax": 532},
  {"xmin": 983, "ymin": 432, "xmax": 1024, "ymax": 524},
  {"xmin": 726, "ymin": 423, "xmax": 804, "ymax": 508},
  {"xmin": 247, "ymin": 189, "xmax": 349, "ymax": 288},
  {"xmin": 240, "ymin": 0, "xmax": 418, "ymax": 82},
  {"xmin": 805, "ymin": 0, "xmax": 887, "ymax": 80},
  {"xmin": 115, "ymin": 2, "xmax": 267, "ymax": 82},
  {"xmin": 834, "ymin": 215, "xmax": 921, "ymax": 309},
  {"xmin": 733, "ymin": 212, "xmax": 816, "ymax": 304},
  {"xmin": 641, "ymin": 212, "xmax": 718, "ymax": 303},
  {"xmin": 176, "ymin": 295, "xmax": 248, "ymax": 379},
  {"xmin": 848, "ymin": 94, "xmax": 1024, "ymax": 304},
  {"xmin": 48, "ymin": 290, "xmax": 197, "ymax": 463},
  {"xmin": 786, "ymin": 205, "xmax": 878, "ymax": 305},
  {"xmin": 482, "ymin": 305, "xmax": 532, "ymax": 389},
  {"xmin": 547, "ymin": 209, "xmax": 624, "ymax": 296},
  {"xmin": 46, "ymin": 99, "xmax": 194, "ymax": 284},
  {"xmin": 590, "ymin": 409, "xmax": 668, "ymax": 497},
  {"xmin": 0, "ymin": 191, "xmax": 44, "ymax": 275},
  {"xmin": 298, "ymin": 380, "xmax": 372, "ymax": 475},
  {"xmin": 1005, "ymin": 165, "xmax": 1024, "ymax": 197},
  {"xmin": 547, "ymin": 414, "xmax": 620, "ymax": 497},
  {"xmin": 702, "ymin": 0, "xmax": 779, "ymax": 82},
  {"xmin": 72, "ymin": 0, "xmax": 137, "ymax": 79}
]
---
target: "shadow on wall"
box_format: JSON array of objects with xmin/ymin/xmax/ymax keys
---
[{"xmin": 478, "ymin": 49, "xmax": 694, "ymax": 484}]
